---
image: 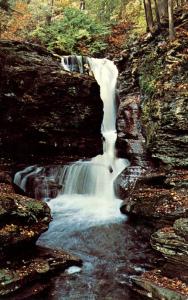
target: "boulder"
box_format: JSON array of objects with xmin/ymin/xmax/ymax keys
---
[
  {"xmin": 0, "ymin": 193, "xmax": 51, "ymax": 258},
  {"xmin": 0, "ymin": 188, "xmax": 82, "ymax": 298}
]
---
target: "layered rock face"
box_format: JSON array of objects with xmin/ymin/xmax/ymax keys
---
[
  {"xmin": 140, "ymin": 42, "xmax": 188, "ymax": 168},
  {"xmin": 116, "ymin": 10, "xmax": 188, "ymax": 222},
  {"xmin": 116, "ymin": 9, "xmax": 188, "ymax": 299},
  {"xmin": 151, "ymin": 218, "xmax": 188, "ymax": 283},
  {"xmin": 131, "ymin": 218, "xmax": 188, "ymax": 300},
  {"xmin": 0, "ymin": 40, "xmax": 103, "ymax": 162}
]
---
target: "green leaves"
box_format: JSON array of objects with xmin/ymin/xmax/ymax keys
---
[{"xmin": 31, "ymin": 7, "xmax": 110, "ymax": 55}]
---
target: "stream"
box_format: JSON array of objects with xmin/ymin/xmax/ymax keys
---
[{"xmin": 14, "ymin": 57, "xmax": 155, "ymax": 300}]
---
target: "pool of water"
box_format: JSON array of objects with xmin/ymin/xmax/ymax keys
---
[{"xmin": 38, "ymin": 205, "xmax": 155, "ymax": 300}]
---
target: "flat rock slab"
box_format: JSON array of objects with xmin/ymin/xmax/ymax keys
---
[
  {"xmin": 0, "ymin": 246, "xmax": 82, "ymax": 298},
  {"xmin": 121, "ymin": 188, "xmax": 188, "ymax": 225},
  {"xmin": 119, "ymin": 168, "xmax": 188, "ymax": 227},
  {"xmin": 131, "ymin": 271, "xmax": 188, "ymax": 300}
]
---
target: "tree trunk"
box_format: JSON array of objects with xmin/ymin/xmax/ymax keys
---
[
  {"xmin": 180, "ymin": 0, "xmax": 185, "ymax": 5},
  {"xmin": 46, "ymin": 0, "xmax": 54, "ymax": 24},
  {"xmin": 80, "ymin": 0, "xmax": 85, "ymax": 10},
  {"xmin": 154, "ymin": 0, "xmax": 161, "ymax": 26},
  {"xmin": 158, "ymin": 0, "xmax": 168, "ymax": 22},
  {"xmin": 0, "ymin": 0, "xmax": 9, "ymax": 11},
  {"xmin": 145, "ymin": 0, "xmax": 155, "ymax": 32},
  {"xmin": 168, "ymin": 0, "xmax": 176, "ymax": 40},
  {"xmin": 143, "ymin": 0, "xmax": 149, "ymax": 31}
]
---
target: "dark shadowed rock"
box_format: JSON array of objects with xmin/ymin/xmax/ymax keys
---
[
  {"xmin": 122, "ymin": 187, "xmax": 188, "ymax": 225},
  {"xmin": 0, "ymin": 40, "xmax": 103, "ymax": 162},
  {"xmin": 0, "ymin": 171, "xmax": 12, "ymax": 184}
]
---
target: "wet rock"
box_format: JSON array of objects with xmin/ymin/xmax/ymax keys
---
[
  {"xmin": 116, "ymin": 91, "xmax": 148, "ymax": 166},
  {"xmin": 0, "ymin": 183, "xmax": 15, "ymax": 194},
  {"xmin": 150, "ymin": 219, "xmax": 188, "ymax": 284},
  {"xmin": 26, "ymin": 174, "xmax": 62, "ymax": 200},
  {"xmin": 131, "ymin": 270, "xmax": 188, "ymax": 300},
  {"xmin": 0, "ymin": 40, "xmax": 103, "ymax": 162},
  {"xmin": 114, "ymin": 165, "xmax": 142, "ymax": 200},
  {"xmin": 119, "ymin": 167, "xmax": 188, "ymax": 228},
  {"xmin": 13, "ymin": 165, "xmax": 66, "ymax": 200},
  {"xmin": 151, "ymin": 224, "xmax": 188, "ymax": 268},
  {"xmin": 0, "ymin": 193, "xmax": 51, "ymax": 257},
  {"xmin": 121, "ymin": 187, "xmax": 188, "ymax": 226},
  {"xmin": 165, "ymin": 170, "xmax": 188, "ymax": 189},
  {"xmin": 174, "ymin": 218, "xmax": 188, "ymax": 241},
  {"xmin": 0, "ymin": 171, "xmax": 12, "ymax": 184},
  {"xmin": 0, "ymin": 246, "xmax": 82, "ymax": 297}
]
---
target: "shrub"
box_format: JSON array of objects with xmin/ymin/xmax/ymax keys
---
[{"xmin": 31, "ymin": 7, "xmax": 110, "ymax": 55}]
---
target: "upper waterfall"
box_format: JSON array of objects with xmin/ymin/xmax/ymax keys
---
[{"xmin": 87, "ymin": 58, "xmax": 117, "ymax": 132}]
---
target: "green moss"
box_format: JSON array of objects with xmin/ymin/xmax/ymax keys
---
[
  {"xmin": 139, "ymin": 53, "xmax": 164, "ymax": 97},
  {"xmin": 24, "ymin": 200, "xmax": 44, "ymax": 214}
]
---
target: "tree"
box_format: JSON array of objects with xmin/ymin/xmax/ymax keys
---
[
  {"xmin": 80, "ymin": 0, "xmax": 85, "ymax": 10},
  {"xmin": 157, "ymin": 0, "xmax": 168, "ymax": 21},
  {"xmin": 144, "ymin": 0, "xmax": 154, "ymax": 32},
  {"xmin": 168, "ymin": 0, "xmax": 175, "ymax": 40},
  {"xmin": 0, "ymin": 0, "xmax": 9, "ymax": 11},
  {"xmin": 154, "ymin": 0, "xmax": 161, "ymax": 27}
]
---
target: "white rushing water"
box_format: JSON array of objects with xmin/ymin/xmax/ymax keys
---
[
  {"xmin": 14, "ymin": 57, "xmax": 128, "ymax": 229},
  {"xmin": 48, "ymin": 57, "xmax": 128, "ymax": 228}
]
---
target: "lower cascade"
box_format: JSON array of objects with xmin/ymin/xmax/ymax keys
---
[{"xmin": 14, "ymin": 57, "xmax": 128, "ymax": 229}]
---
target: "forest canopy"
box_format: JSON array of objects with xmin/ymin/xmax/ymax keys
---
[{"xmin": 0, "ymin": 0, "xmax": 187, "ymax": 55}]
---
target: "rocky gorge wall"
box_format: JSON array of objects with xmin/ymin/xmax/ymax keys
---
[
  {"xmin": 116, "ymin": 9, "xmax": 188, "ymax": 299},
  {"xmin": 0, "ymin": 40, "xmax": 103, "ymax": 164}
]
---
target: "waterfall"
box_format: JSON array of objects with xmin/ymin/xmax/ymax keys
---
[
  {"xmin": 14, "ymin": 57, "xmax": 129, "ymax": 228},
  {"xmin": 60, "ymin": 57, "xmax": 127, "ymax": 199}
]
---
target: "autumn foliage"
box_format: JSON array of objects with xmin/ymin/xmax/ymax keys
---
[{"xmin": 1, "ymin": 2, "xmax": 32, "ymax": 41}]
